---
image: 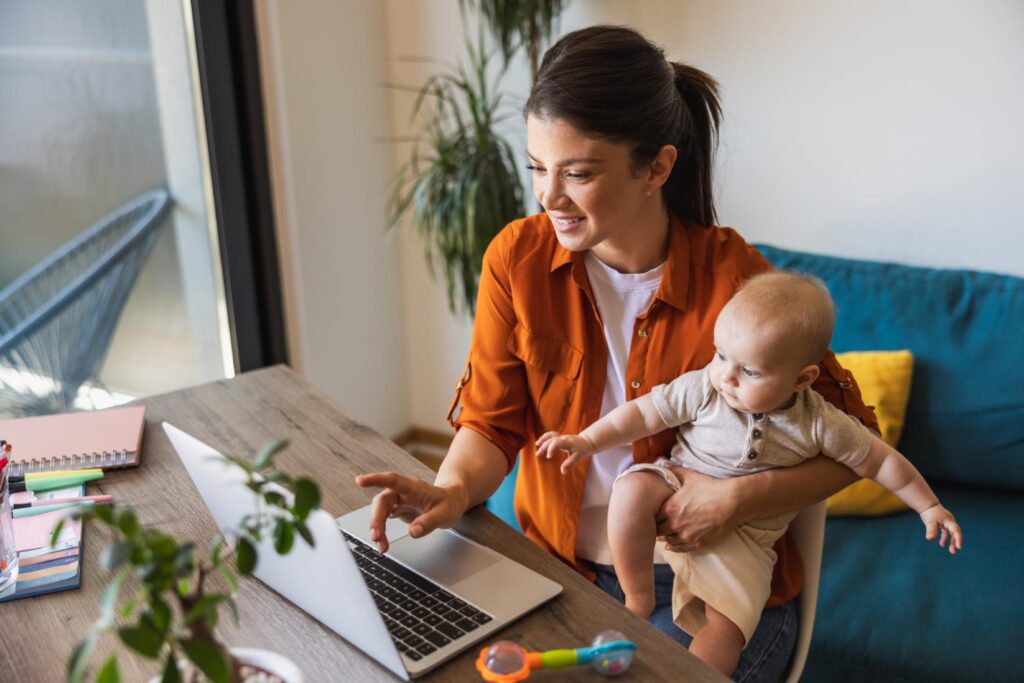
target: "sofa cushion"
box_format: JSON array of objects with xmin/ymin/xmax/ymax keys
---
[
  {"xmin": 827, "ymin": 350, "xmax": 913, "ymax": 516},
  {"xmin": 756, "ymin": 245, "xmax": 1024, "ymax": 492},
  {"xmin": 804, "ymin": 483, "xmax": 1024, "ymax": 683}
]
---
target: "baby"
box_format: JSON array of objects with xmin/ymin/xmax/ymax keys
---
[{"xmin": 535, "ymin": 271, "xmax": 962, "ymax": 677}]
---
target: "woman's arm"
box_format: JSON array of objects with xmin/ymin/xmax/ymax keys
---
[
  {"xmin": 356, "ymin": 427, "xmax": 508, "ymax": 552},
  {"xmin": 657, "ymin": 456, "xmax": 858, "ymax": 551}
]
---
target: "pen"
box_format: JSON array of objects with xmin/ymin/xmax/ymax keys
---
[
  {"xmin": 8, "ymin": 471, "xmax": 105, "ymax": 493},
  {"xmin": 13, "ymin": 494, "xmax": 112, "ymax": 510},
  {"xmin": 12, "ymin": 500, "xmax": 105, "ymax": 518}
]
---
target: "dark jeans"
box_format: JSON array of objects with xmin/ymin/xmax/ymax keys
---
[{"xmin": 588, "ymin": 562, "xmax": 797, "ymax": 683}]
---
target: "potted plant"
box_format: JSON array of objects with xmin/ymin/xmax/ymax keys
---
[
  {"xmin": 463, "ymin": 0, "xmax": 569, "ymax": 78},
  {"xmin": 389, "ymin": 1, "xmax": 568, "ymax": 317},
  {"xmin": 56, "ymin": 438, "xmax": 320, "ymax": 683}
]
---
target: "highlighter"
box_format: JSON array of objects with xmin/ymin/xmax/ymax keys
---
[{"xmin": 8, "ymin": 471, "xmax": 104, "ymax": 493}]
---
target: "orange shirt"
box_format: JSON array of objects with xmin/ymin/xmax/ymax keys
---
[{"xmin": 448, "ymin": 213, "xmax": 878, "ymax": 606}]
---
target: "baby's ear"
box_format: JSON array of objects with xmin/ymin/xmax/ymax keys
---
[{"xmin": 794, "ymin": 364, "xmax": 820, "ymax": 391}]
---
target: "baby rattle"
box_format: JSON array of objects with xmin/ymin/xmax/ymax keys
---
[{"xmin": 475, "ymin": 630, "xmax": 636, "ymax": 682}]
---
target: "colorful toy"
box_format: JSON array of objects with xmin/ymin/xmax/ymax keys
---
[{"xmin": 475, "ymin": 629, "xmax": 636, "ymax": 682}]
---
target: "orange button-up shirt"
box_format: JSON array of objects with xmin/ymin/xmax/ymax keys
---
[{"xmin": 449, "ymin": 213, "xmax": 878, "ymax": 606}]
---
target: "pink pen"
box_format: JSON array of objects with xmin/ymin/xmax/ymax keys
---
[{"xmin": 13, "ymin": 494, "xmax": 113, "ymax": 509}]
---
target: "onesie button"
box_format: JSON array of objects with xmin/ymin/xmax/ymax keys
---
[
  {"xmin": 747, "ymin": 449, "xmax": 758, "ymax": 460},
  {"xmin": 752, "ymin": 429, "xmax": 762, "ymax": 439},
  {"xmin": 753, "ymin": 413, "xmax": 764, "ymax": 421}
]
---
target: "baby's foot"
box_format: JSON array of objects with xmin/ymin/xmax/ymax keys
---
[{"xmin": 624, "ymin": 591, "xmax": 656, "ymax": 619}]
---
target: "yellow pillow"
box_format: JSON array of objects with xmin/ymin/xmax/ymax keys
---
[{"xmin": 826, "ymin": 350, "xmax": 914, "ymax": 516}]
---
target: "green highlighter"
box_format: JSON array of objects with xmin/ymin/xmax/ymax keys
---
[
  {"xmin": 8, "ymin": 471, "xmax": 104, "ymax": 493},
  {"xmin": 12, "ymin": 500, "xmax": 99, "ymax": 518}
]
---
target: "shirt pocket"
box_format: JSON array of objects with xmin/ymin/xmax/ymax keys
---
[{"xmin": 507, "ymin": 323, "xmax": 583, "ymax": 434}]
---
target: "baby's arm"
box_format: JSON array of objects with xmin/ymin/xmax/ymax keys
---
[
  {"xmin": 535, "ymin": 394, "xmax": 669, "ymax": 473},
  {"xmin": 851, "ymin": 434, "xmax": 964, "ymax": 554}
]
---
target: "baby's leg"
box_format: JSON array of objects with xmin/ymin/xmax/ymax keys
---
[
  {"xmin": 688, "ymin": 604, "xmax": 745, "ymax": 676},
  {"xmin": 607, "ymin": 471, "xmax": 675, "ymax": 618}
]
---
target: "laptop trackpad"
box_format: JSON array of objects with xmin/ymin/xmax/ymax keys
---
[{"xmin": 389, "ymin": 530, "xmax": 500, "ymax": 585}]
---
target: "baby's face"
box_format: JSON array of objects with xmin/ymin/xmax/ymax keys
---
[{"xmin": 708, "ymin": 310, "xmax": 809, "ymax": 414}]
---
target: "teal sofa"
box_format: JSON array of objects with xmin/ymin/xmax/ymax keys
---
[{"xmin": 488, "ymin": 245, "xmax": 1024, "ymax": 682}]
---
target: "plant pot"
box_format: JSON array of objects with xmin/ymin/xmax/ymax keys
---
[{"xmin": 148, "ymin": 647, "xmax": 305, "ymax": 683}]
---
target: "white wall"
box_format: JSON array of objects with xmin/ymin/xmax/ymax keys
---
[
  {"xmin": 261, "ymin": 0, "xmax": 1024, "ymax": 437},
  {"xmin": 256, "ymin": 0, "xmax": 408, "ymax": 437},
  {"xmin": 633, "ymin": 0, "xmax": 1024, "ymax": 275}
]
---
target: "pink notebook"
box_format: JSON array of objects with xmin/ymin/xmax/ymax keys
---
[{"xmin": 0, "ymin": 405, "xmax": 146, "ymax": 476}]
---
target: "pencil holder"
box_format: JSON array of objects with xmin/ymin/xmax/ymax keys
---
[{"xmin": 0, "ymin": 469, "xmax": 19, "ymax": 596}]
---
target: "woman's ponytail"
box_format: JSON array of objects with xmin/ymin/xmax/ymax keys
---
[{"xmin": 667, "ymin": 63, "xmax": 722, "ymax": 227}]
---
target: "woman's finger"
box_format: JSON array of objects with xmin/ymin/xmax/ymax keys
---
[
  {"xmin": 356, "ymin": 471, "xmax": 417, "ymax": 495},
  {"xmin": 367, "ymin": 489, "xmax": 399, "ymax": 552}
]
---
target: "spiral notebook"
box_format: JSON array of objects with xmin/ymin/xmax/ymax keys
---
[{"xmin": 0, "ymin": 405, "xmax": 146, "ymax": 476}]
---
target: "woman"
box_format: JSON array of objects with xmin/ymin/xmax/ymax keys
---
[{"xmin": 358, "ymin": 25, "xmax": 877, "ymax": 682}]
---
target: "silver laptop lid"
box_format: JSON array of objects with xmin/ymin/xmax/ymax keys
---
[{"xmin": 162, "ymin": 422, "xmax": 408, "ymax": 680}]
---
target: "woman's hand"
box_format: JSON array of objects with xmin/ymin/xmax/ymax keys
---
[
  {"xmin": 656, "ymin": 467, "xmax": 741, "ymax": 552},
  {"xmin": 354, "ymin": 472, "xmax": 470, "ymax": 553}
]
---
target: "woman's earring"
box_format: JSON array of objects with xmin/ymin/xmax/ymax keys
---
[{"xmin": 646, "ymin": 190, "xmax": 652, "ymax": 197}]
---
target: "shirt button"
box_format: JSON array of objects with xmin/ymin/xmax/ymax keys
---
[
  {"xmin": 637, "ymin": 329, "xmax": 649, "ymax": 338},
  {"xmin": 747, "ymin": 449, "xmax": 758, "ymax": 460},
  {"xmin": 630, "ymin": 380, "xmax": 641, "ymax": 390},
  {"xmin": 752, "ymin": 429, "xmax": 762, "ymax": 439},
  {"xmin": 753, "ymin": 413, "xmax": 764, "ymax": 421}
]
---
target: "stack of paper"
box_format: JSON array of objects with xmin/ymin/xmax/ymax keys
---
[{"xmin": 0, "ymin": 484, "xmax": 85, "ymax": 602}]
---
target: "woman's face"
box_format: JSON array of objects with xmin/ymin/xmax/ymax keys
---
[{"xmin": 525, "ymin": 115, "xmax": 654, "ymax": 256}]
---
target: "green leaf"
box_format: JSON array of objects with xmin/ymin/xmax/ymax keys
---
[
  {"xmin": 179, "ymin": 637, "xmax": 230, "ymax": 683},
  {"xmin": 145, "ymin": 531, "xmax": 178, "ymax": 561},
  {"xmin": 173, "ymin": 543, "xmax": 196, "ymax": 577},
  {"xmin": 100, "ymin": 541, "xmax": 133, "ymax": 572},
  {"xmin": 223, "ymin": 454, "xmax": 253, "ymax": 473},
  {"xmin": 184, "ymin": 593, "xmax": 229, "ymax": 629},
  {"xmin": 118, "ymin": 623, "xmax": 165, "ymax": 659},
  {"xmin": 99, "ymin": 570, "xmax": 128, "ymax": 625},
  {"xmin": 293, "ymin": 478, "xmax": 321, "ymax": 519},
  {"xmin": 49, "ymin": 518, "xmax": 65, "ymax": 548},
  {"xmin": 217, "ymin": 563, "xmax": 238, "ymax": 592},
  {"xmin": 224, "ymin": 596, "xmax": 240, "ymax": 626},
  {"xmin": 262, "ymin": 490, "xmax": 287, "ymax": 508},
  {"xmin": 93, "ymin": 503, "xmax": 116, "ymax": 524},
  {"xmin": 95, "ymin": 655, "xmax": 121, "ymax": 683},
  {"xmin": 116, "ymin": 508, "xmax": 139, "ymax": 537},
  {"xmin": 67, "ymin": 629, "xmax": 99, "ymax": 683},
  {"xmin": 253, "ymin": 437, "xmax": 288, "ymax": 470},
  {"xmin": 235, "ymin": 536, "xmax": 257, "ymax": 575},
  {"xmin": 294, "ymin": 520, "xmax": 315, "ymax": 547},
  {"xmin": 160, "ymin": 651, "xmax": 182, "ymax": 683},
  {"xmin": 146, "ymin": 598, "xmax": 172, "ymax": 636},
  {"xmin": 273, "ymin": 518, "xmax": 295, "ymax": 554}
]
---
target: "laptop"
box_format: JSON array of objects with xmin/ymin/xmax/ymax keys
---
[{"xmin": 162, "ymin": 422, "xmax": 562, "ymax": 679}]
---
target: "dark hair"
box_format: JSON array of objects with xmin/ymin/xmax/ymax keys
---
[{"xmin": 525, "ymin": 26, "xmax": 722, "ymax": 227}]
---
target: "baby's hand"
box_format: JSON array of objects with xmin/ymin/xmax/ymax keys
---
[
  {"xmin": 535, "ymin": 432, "xmax": 595, "ymax": 473},
  {"xmin": 920, "ymin": 504, "xmax": 963, "ymax": 554}
]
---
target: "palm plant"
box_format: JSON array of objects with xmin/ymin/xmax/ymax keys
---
[
  {"xmin": 390, "ymin": 2, "xmax": 569, "ymax": 317},
  {"xmin": 390, "ymin": 38, "xmax": 525, "ymax": 316},
  {"xmin": 461, "ymin": 0, "xmax": 569, "ymax": 79}
]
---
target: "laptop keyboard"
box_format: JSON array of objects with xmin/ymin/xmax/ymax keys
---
[{"xmin": 342, "ymin": 531, "xmax": 494, "ymax": 661}]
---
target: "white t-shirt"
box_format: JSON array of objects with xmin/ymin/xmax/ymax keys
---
[{"xmin": 574, "ymin": 252, "xmax": 665, "ymax": 565}]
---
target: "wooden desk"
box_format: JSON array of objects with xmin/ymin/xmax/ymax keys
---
[{"xmin": 0, "ymin": 366, "xmax": 724, "ymax": 682}]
